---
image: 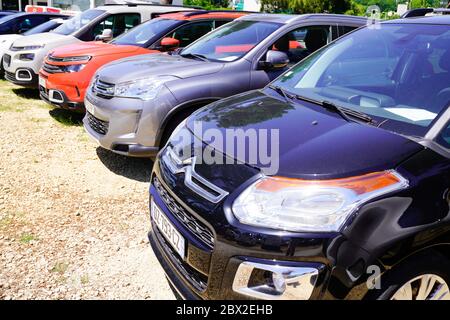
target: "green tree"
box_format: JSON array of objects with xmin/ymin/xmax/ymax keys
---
[{"xmin": 261, "ymin": 0, "xmax": 352, "ymax": 13}]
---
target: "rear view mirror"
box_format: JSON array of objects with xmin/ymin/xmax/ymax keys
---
[
  {"xmin": 259, "ymin": 50, "xmax": 289, "ymax": 70},
  {"xmin": 160, "ymin": 37, "xmax": 180, "ymax": 52},
  {"xmin": 95, "ymin": 28, "xmax": 113, "ymax": 42}
]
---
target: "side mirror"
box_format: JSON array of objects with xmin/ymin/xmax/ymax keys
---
[
  {"xmin": 95, "ymin": 28, "xmax": 113, "ymax": 42},
  {"xmin": 259, "ymin": 50, "xmax": 289, "ymax": 70},
  {"xmin": 160, "ymin": 37, "xmax": 180, "ymax": 52}
]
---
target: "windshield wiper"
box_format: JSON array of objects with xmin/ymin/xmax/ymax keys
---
[
  {"xmin": 268, "ymin": 85, "xmax": 295, "ymax": 103},
  {"xmin": 293, "ymin": 94, "xmax": 376, "ymax": 124},
  {"xmin": 180, "ymin": 53, "xmax": 209, "ymax": 62}
]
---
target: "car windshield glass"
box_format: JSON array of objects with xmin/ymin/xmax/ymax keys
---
[
  {"xmin": 24, "ymin": 19, "xmax": 62, "ymax": 35},
  {"xmin": 52, "ymin": 9, "xmax": 104, "ymax": 35},
  {"xmin": 112, "ymin": 18, "xmax": 182, "ymax": 47},
  {"xmin": 180, "ymin": 20, "xmax": 281, "ymax": 62},
  {"xmin": 0, "ymin": 13, "xmax": 18, "ymax": 24},
  {"xmin": 272, "ymin": 23, "xmax": 450, "ymax": 138}
]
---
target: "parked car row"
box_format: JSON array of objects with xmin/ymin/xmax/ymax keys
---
[{"xmin": 1, "ymin": 4, "xmax": 449, "ymax": 300}]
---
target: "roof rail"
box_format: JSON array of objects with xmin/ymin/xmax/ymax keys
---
[
  {"xmin": 103, "ymin": 1, "xmax": 202, "ymax": 9},
  {"xmin": 401, "ymin": 7, "xmax": 450, "ymax": 18},
  {"xmin": 182, "ymin": 9, "xmax": 257, "ymax": 16}
]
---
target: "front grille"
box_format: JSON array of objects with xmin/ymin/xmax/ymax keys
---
[
  {"xmin": 153, "ymin": 176, "xmax": 215, "ymax": 250},
  {"xmin": 93, "ymin": 78, "xmax": 114, "ymax": 99},
  {"xmin": 3, "ymin": 54, "xmax": 11, "ymax": 67},
  {"xmin": 42, "ymin": 62, "xmax": 64, "ymax": 74},
  {"xmin": 153, "ymin": 224, "xmax": 208, "ymax": 292},
  {"xmin": 86, "ymin": 111, "xmax": 109, "ymax": 135}
]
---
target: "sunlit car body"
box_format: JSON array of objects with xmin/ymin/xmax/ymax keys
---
[
  {"xmin": 38, "ymin": 10, "xmax": 245, "ymax": 112},
  {"xmin": 84, "ymin": 14, "xmax": 366, "ymax": 157},
  {"xmin": 149, "ymin": 16, "xmax": 450, "ymax": 300},
  {"xmin": 2, "ymin": 4, "xmax": 192, "ymax": 87},
  {"xmin": 0, "ymin": 18, "xmax": 68, "ymax": 77}
]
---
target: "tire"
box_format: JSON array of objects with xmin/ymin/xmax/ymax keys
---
[{"xmin": 365, "ymin": 249, "xmax": 450, "ymax": 300}]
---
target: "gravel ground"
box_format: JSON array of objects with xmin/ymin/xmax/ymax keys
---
[{"xmin": 0, "ymin": 80, "xmax": 175, "ymax": 299}]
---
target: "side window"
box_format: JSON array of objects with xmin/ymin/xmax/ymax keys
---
[
  {"xmin": 214, "ymin": 19, "xmax": 232, "ymax": 29},
  {"xmin": 270, "ymin": 25, "xmax": 331, "ymax": 65},
  {"xmin": 339, "ymin": 25, "xmax": 358, "ymax": 37},
  {"xmin": 92, "ymin": 13, "xmax": 140, "ymax": 39},
  {"xmin": 17, "ymin": 16, "xmax": 47, "ymax": 33},
  {"xmin": 168, "ymin": 21, "xmax": 213, "ymax": 48},
  {"xmin": 437, "ymin": 121, "xmax": 450, "ymax": 148}
]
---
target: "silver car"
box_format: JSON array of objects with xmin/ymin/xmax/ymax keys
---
[{"xmin": 84, "ymin": 14, "xmax": 367, "ymax": 157}]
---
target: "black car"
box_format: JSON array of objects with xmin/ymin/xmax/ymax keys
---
[
  {"xmin": 0, "ymin": 12, "xmax": 67, "ymax": 34},
  {"xmin": 148, "ymin": 15, "xmax": 450, "ymax": 300}
]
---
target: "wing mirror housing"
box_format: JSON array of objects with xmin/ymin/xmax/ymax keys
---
[
  {"xmin": 95, "ymin": 29, "xmax": 113, "ymax": 42},
  {"xmin": 259, "ymin": 50, "xmax": 289, "ymax": 70},
  {"xmin": 160, "ymin": 37, "xmax": 180, "ymax": 52}
]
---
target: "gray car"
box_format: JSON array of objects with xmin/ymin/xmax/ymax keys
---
[{"xmin": 84, "ymin": 13, "xmax": 367, "ymax": 157}]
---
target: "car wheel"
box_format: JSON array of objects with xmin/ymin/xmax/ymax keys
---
[{"xmin": 366, "ymin": 250, "xmax": 450, "ymax": 300}]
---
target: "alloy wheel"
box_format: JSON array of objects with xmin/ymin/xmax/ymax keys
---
[{"xmin": 391, "ymin": 274, "xmax": 450, "ymax": 300}]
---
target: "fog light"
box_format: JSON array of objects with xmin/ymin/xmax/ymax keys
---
[{"xmin": 233, "ymin": 259, "xmax": 322, "ymax": 300}]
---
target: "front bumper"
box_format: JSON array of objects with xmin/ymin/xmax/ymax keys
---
[
  {"xmin": 39, "ymin": 73, "xmax": 84, "ymax": 113},
  {"xmin": 149, "ymin": 156, "xmax": 335, "ymax": 300},
  {"xmin": 3, "ymin": 49, "xmax": 44, "ymax": 87},
  {"xmin": 82, "ymin": 88, "xmax": 176, "ymax": 158}
]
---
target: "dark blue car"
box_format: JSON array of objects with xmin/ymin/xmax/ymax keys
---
[
  {"xmin": 149, "ymin": 15, "xmax": 450, "ymax": 300},
  {"xmin": 0, "ymin": 12, "xmax": 66, "ymax": 34}
]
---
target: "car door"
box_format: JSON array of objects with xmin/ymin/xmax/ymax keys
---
[
  {"xmin": 79, "ymin": 13, "xmax": 141, "ymax": 41},
  {"xmin": 249, "ymin": 24, "xmax": 333, "ymax": 89}
]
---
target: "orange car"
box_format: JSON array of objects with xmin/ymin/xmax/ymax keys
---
[{"xmin": 38, "ymin": 10, "xmax": 246, "ymax": 112}]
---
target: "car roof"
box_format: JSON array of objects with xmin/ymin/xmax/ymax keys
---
[
  {"xmin": 6, "ymin": 12, "xmax": 67, "ymax": 18},
  {"xmin": 383, "ymin": 15, "xmax": 450, "ymax": 25},
  {"xmin": 238, "ymin": 13, "xmax": 367, "ymax": 24},
  {"xmin": 157, "ymin": 10, "xmax": 248, "ymax": 21}
]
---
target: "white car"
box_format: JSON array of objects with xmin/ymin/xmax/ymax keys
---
[
  {"xmin": 0, "ymin": 18, "xmax": 67, "ymax": 76},
  {"xmin": 2, "ymin": 4, "xmax": 194, "ymax": 87}
]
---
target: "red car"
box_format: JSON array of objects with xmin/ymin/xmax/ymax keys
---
[{"xmin": 39, "ymin": 10, "xmax": 247, "ymax": 112}]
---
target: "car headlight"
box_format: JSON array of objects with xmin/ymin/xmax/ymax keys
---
[
  {"xmin": 114, "ymin": 76, "xmax": 177, "ymax": 101},
  {"xmin": 21, "ymin": 44, "xmax": 45, "ymax": 50},
  {"xmin": 232, "ymin": 170, "xmax": 408, "ymax": 232},
  {"xmin": 63, "ymin": 64, "xmax": 86, "ymax": 73},
  {"xmin": 58, "ymin": 56, "xmax": 91, "ymax": 62}
]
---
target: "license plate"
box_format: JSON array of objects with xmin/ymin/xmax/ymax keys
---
[
  {"xmin": 85, "ymin": 99, "xmax": 95, "ymax": 114},
  {"xmin": 151, "ymin": 199, "xmax": 185, "ymax": 258},
  {"xmin": 38, "ymin": 76, "xmax": 46, "ymax": 89}
]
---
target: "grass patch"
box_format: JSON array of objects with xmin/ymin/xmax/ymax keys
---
[
  {"xmin": 0, "ymin": 80, "xmax": 46, "ymax": 112},
  {"xmin": 49, "ymin": 108, "xmax": 83, "ymax": 126},
  {"xmin": 51, "ymin": 262, "xmax": 69, "ymax": 274},
  {"xmin": 0, "ymin": 216, "xmax": 13, "ymax": 227},
  {"xmin": 19, "ymin": 233, "xmax": 38, "ymax": 244}
]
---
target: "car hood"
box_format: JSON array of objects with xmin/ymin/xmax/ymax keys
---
[
  {"xmin": 187, "ymin": 90, "xmax": 423, "ymax": 179},
  {"xmin": 12, "ymin": 32, "xmax": 76, "ymax": 47},
  {"xmin": 96, "ymin": 53, "xmax": 224, "ymax": 83},
  {"xmin": 49, "ymin": 41, "xmax": 146, "ymax": 58}
]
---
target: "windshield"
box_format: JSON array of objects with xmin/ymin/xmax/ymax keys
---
[
  {"xmin": 24, "ymin": 19, "xmax": 62, "ymax": 36},
  {"xmin": 112, "ymin": 18, "xmax": 182, "ymax": 47},
  {"xmin": 52, "ymin": 9, "xmax": 104, "ymax": 35},
  {"xmin": 0, "ymin": 13, "xmax": 18, "ymax": 25},
  {"xmin": 272, "ymin": 23, "xmax": 450, "ymax": 138},
  {"xmin": 180, "ymin": 20, "xmax": 281, "ymax": 62}
]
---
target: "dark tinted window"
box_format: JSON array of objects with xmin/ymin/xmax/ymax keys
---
[
  {"xmin": 17, "ymin": 15, "xmax": 48, "ymax": 33},
  {"xmin": 339, "ymin": 25, "xmax": 357, "ymax": 37},
  {"xmin": 168, "ymin": 21, "xmax": 213, "ymax": 48},
  {"xmin": 113, "ymin": 18, "xmax": 182, "ymax": 47},
  {"xmin": 270, "ymin": 25, "xmax": 331, "ymax": 65},
  {"xmin": 91, "ymin": 13, "xmax": 140, "ymax": 39}
]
